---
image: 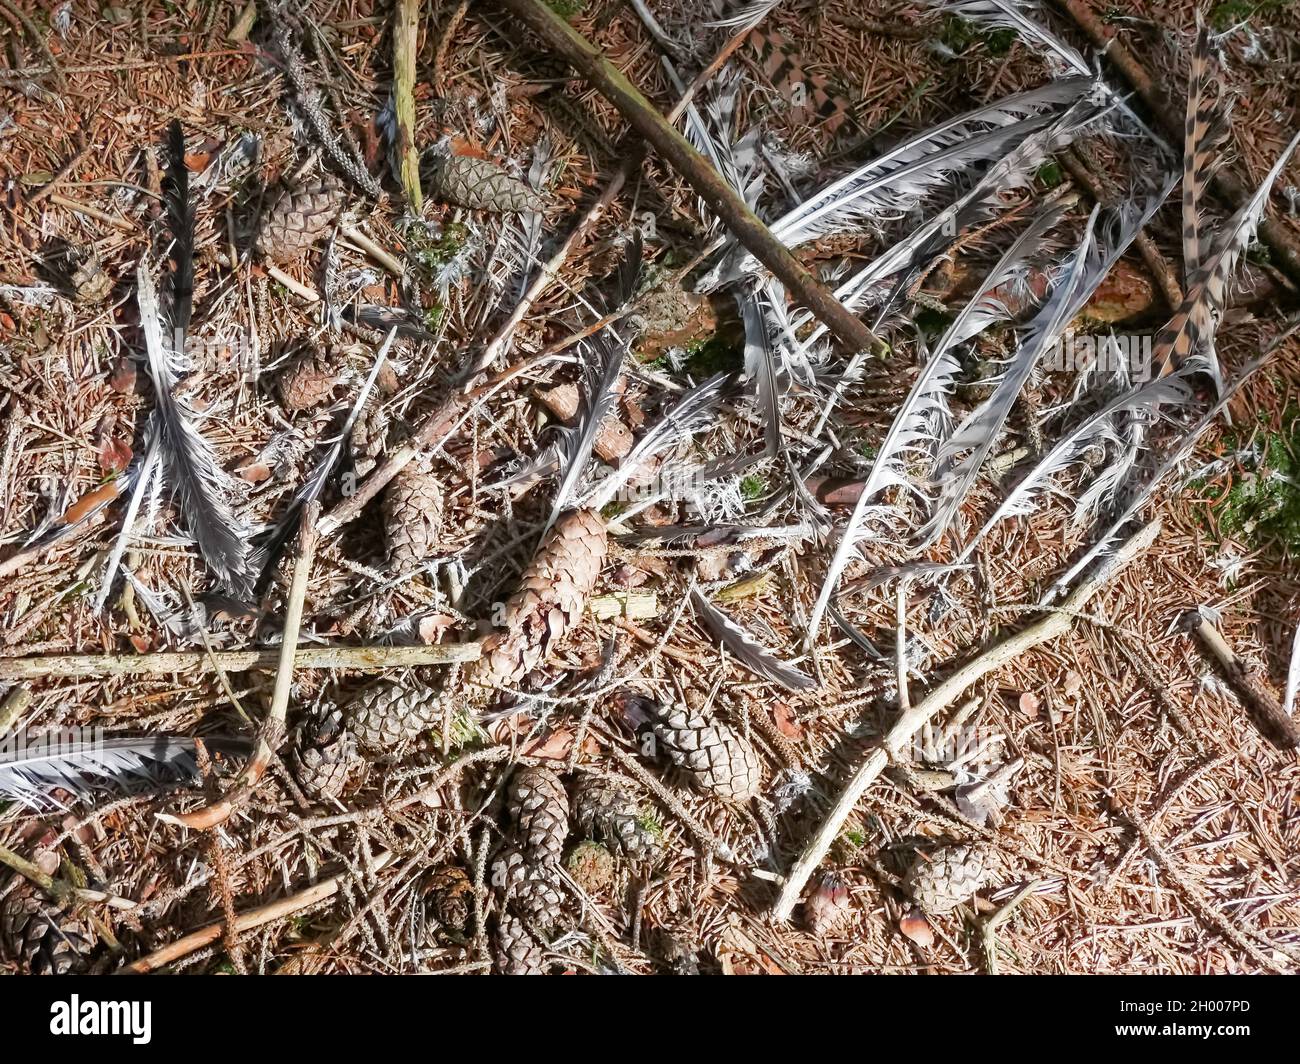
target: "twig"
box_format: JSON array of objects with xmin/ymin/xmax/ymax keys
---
[
  {"xmin": 493, "ymin": 0, "xmax": 882, "ymax": 355},
  {"xmin": 981, "ymin": 880, "xmax": 1037, "ymax": 975},
  {"xmin": 0, "ymin": 842, "xmax": 136, "ymax": 910},
  {"xmin": 117, "ymin": 851, "xmax": 395, "ymax": 974},
  {"xmin": 26, "ymin": 137, "xmax": 92, "ymax": 207},
  {"xmin": 341, "ymin": 223, "xmax": 405, "ymax": 277},
  {"xmin": 0, "ymin": 641, "xmax": 480, "ymax": 680},
  {"xmin": 157, "ymin": 503, "xmax": 321, "ymax": 831},
  {"xmin": 771, "ymin": 518, "xmax": 1162, "ymax": 921},
  {"xmin": 1181, "ymin": 606, "xmax": 1300, "ymax": 749},
  {"xmin": 0, "ymin": 683, "xmax": 32, "ymax": 733},
  {"xmin": 0, "ymin": 0, "xmax": 65, "ymax": 89},
  {"xmin": 392, "ymin": 0, "xmax": 423, "ymax": 212}
]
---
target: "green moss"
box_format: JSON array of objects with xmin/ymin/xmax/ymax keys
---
[
  {"xmin": 984, "ymin": 28, "xmax": 1017, "ymax": 55},
  {"xmin": 1036, "ymin": 160, "xmax": 1064, "ymax": 189},
  {"xmin": 740, "ymin": 474, "xmax": 767, "ymax": 501},
  {"xmin": 545, "ymin": 0, "xmax": 587, "ymax": 17},
  {"xmin": 410, "ymin": 221, "xmax": 470, "ymax": 274},
  {"xmin": 913, "ymin": 306, "xmax": 954, "ymax": 335},
  {"xmin": 636, "ymin": 809, "xmax": 664, "ymax": 838},
  {"xmin": 683, "ymin": 332, "xmax": 742, "ymax": 378},
  {"xmin": 939, "ymin": 16, "xmax": 1017, "ymax": 55},
  {"xmin": 1207, "ymin": 412, "xmax": 1300, "ymax": 554},
  {"xmin": 1210, "ymin": 0, "xmax": 1286, "ymax": 29}
]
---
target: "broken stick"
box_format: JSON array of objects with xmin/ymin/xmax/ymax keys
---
[
  {"xmin": 771, "ymin": 518, "xmax": 1162, "ymax": 922},
  {"xmin": 493, "ymin": 0, "xmax": 881, "ymax": 355}
]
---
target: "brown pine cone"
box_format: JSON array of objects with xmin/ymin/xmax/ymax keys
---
[
  {"xmin": 383, "ymin": 456, "xmax": 443, "ymax": 573},
  {"xmin": 70, "ymin": 253, "xmax": 114, "ymax": 305},
  {"xmin": 494, "ymin": 845, "xmax": 566, "ymax": 930},
  {"xmin": 256, "ymin": 174, "xmax": 346, "ymax": 263},
  {"xmin": 278, "ymin": 345, "xmax": 338, "ymax": 413},
  {"xmin": 289, "ymin": 711, "xmax": 361, "ymax": 800},
  {"xmin": 344, "ymin": 681, "xmax": 442, "ymax": 755},
  {"xmin": 422, "ymin": 865, "xmax": 474, "ymax": 940},
  {"xmin": 904, "ymin": 843, "xmax": 997, "ymax": 915},
  {"xmin": 507, "ymin": 766, "xmax": 570, "ymax": 865},
  {"xmin": 1, "ymin": 886, "xmax": 96, "ymax": 975},
  {"xmin": 467, "ymin": 508, "xmax": 608, "ymax": 692},
  {"xmin": 494, "ymin": 911, "xmax": 547, "ymax": 975},
  {"xmin": 566, "ymin": 840, "xmax": 617, "ymax": 895},
  {"xmin": 574, "ymin": 774, "xmax": 658, "ymax": 857},
  {"xmin": 422, "ymin": 151, "xmax": 545, "ymax": 213},
  {"xmin": 649, "ymin": 699, "xmax": 762, "ymax": 802},
  {"xmin": 348, "ymin": 399, "xmax": 388, "ymax": 479}
]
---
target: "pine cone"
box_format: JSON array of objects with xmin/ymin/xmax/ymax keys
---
[
  {"xmin": 566, "ymin": 840, "xmax": 616, "ymax": 895},
  {"xmin": 507, "ymin": 766, "xmax": 570, "ymax": 865},
  {"xmin": 349, "ymin": 399, "xmax": 388, "ymax": 479},
  {"xmin": 494, "ymin": 911, "xmax": 547, "ymax": 975},
  {"xmin": 383, "ymin": 456, "xmax": 443, "ymax": 573},
  {"xmin": 0, "ymin": 886, "xmax": 95, "ymax": 975},
  {"xmin": 70, "ymin": 253, "xmax": 113, "ymax": 305},
  {"xmin": 574, "ymin": 774, "xmax": 658, "ymax": 857},
  {"xmin": 257, "ymin": 174, "xmax": 346, "ymax": 263},
  {"xmin": 289, "ymin": 711, "xmax": 361, "ymax": 800},
  {"xmin": 467, "ymin": 508, "xmax": 608, "ymax": 692},
  {"xmin": 423, "ymin": 152, "xmax": 545, "ymax": 213},
  {"xmin": 494, "ymin": 845, "xmax": 566, "ymax": 930},
  {"xmin": 344, "ymin": 681, "xmax": 442, "ymax": 755},
  {"xmin": 649, "ymin": 699, "xmax": 762, "ymax": 802},
  {"xmin": 422, "ymin": 865, "xmax": 474, "ymax": 940},
  {"xmin": 904, "ymin": 844, "xmax": 996, "ymax": 915},
  {"xmin": 278, "ymin": 345, "xmax": 338, "ymax": 413}
]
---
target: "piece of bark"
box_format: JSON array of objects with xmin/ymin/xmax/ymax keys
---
[{"xmin": 537, "ymin": 381, "xmax": 634, "ymax": 462}]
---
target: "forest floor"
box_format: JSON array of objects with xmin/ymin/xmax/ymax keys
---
[{"xmin": 0, "ymin": 0, "xmax": 1298, "ymax": 975}]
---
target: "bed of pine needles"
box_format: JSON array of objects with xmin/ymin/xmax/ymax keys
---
[{"xmin": 1, "ymin": 0, "xmax": 1298, "ymax": 975}]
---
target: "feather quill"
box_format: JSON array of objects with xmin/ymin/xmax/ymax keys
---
[
  {"xmin": 1285, "ymin": 621, "xmax": 1300, "ymax": 719},
  {"xmin": 547, "ymin": 335, "xmax": 626, "ymax": 530},
  {"xmin": 691, "ymin": 589, "xmax": 815, "ymax": 692},
  {"xmin": 0, "ymin": 735, "xmax": 247, "ymax": 812}
]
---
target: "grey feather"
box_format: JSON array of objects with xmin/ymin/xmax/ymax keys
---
[
  {"xmin": 548, "ymin": 335, "xmax": 625, "ymax": 528},
  {"xmin": 0, "ymin": 735, "xmax": 246, "ymax": 812},
  {"xmin": 691, "ymin": 589, "xmax": 815, "ymax": 692},
  {"xmin": 1285, "ymin": 621, "xmax": 1300, "ymax": 719}
]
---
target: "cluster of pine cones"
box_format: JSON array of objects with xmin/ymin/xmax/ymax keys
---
[{"xmin": 490, "ymin": 766, "xmax": 658, "ymax": 975}]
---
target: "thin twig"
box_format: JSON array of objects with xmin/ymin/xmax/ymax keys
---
[{"xmin": 772, "ymin": 518, "xmax": 1162, "ymax": 921}]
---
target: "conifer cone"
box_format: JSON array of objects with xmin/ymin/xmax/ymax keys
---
[
  {"xmin": 466, "ymin": 508, "xmax": 608, "ymax": 692},
  {"xmin": 422, "ymin": 865, "xmax": 474, "ymax": 940},
  {"xmin": 383, "ymin": 456, "xmax": 443, "ymax": 573},
  {"xmin": 289, "ymin": 710, "xmax": 361, "ymax": 800},
  {"xmin": 904, "ymin": 844, "xmax": 997, "ymax": 915},
  {"xmin": 494, "ymin": 845, "xmax": 566, "ymax": 930},
  {"xmin": 348, "ymin": 398, "xmax": 388, "ymax": 479},
  {"xmin": 574, "ymin": 774, "xmax": 659, "ymax": 857},
  {"xmin": 0, "ymin": 886, "xmax": 96, "ymax": 975},
  {"xmin": 494, "ymin": 911, "xmax": 547, "ymax": 975},
  {"xmin": 344, "ymin": 681, "xmax": 442, "ymax": 755},
  {"xmin": 256, "ymin": 174, "xmax": 346, "ymax": 263},
  {"xmin": 422, "ymin": 151, "xmax": 545, "ymax": 213},
  {"xmin": 507, "ymin": 766, "xmax": 570, "ymax": 864},
  {"xmin": 278, "ymin": 345, "xmax": 338, "ymax": 413},
  {"xmin": 648, "ymin": 698, "xmax": 763, "ymax": 802},
  {"xmin": 70, "ymin": 253, "xmax": 114, "ymax": 305}
]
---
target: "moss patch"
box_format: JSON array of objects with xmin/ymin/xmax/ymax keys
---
[{"xmin": 1205, "ymin": 412, "xmax": 1300, "ymax": 555}]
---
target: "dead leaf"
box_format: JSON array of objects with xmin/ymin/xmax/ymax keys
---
[
  {"xmin": 237, "ymin": 461, "xmax": 273, "ymax": 484},
  {"xmin": 1018, "ymin": 691, "xmax": 1040, "ymax": 717},
  {"xmin": 773, "ymin": 701, "xmax": 804, "ymax": 741},
  {"xmin": 99, "ymin": 437, "xmax": 133, "ymax": 475},
  {"xmin": 899, "ymin": 909, "xmax": 935, "ymax": 947},
  {"xmin": 129, "ymin": 634, "xmax": 152, "ymax": 654},
  {"xmin": 1061, "ymin": 670, "xmax": 1083, "ymax": 698},
  {"xmin": 109, "ymin": 357, "xmax": 137, "ymax": 393}
]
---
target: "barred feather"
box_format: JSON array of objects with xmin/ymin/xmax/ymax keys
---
[
  {"xmin": 1154, "ymin": 130, "xmax": 1300, "ymax": 393},
  {"xmin": 1181, "ymin": 17, "xmax": 1231, "ymax": 283},
  {"xmin": 691, "ymin": 589, "xmax": 815, "ymax": 692},
  {"xmin": 0, "ymin": 736, "xmax": 246, "ymax": 811}
]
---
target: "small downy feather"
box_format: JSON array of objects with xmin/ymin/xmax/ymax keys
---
[
  {"xmin": 706, "ymin": 0, "xmax": 783, "ymax": 32},
  {"xmin": 691, "ymin": 589, "xmax": 815, "ymax": 692},
  {"xmin": 0, "ymin": 736, "xmax": 245, "ymax": 811}
]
